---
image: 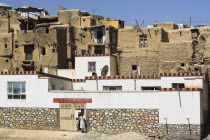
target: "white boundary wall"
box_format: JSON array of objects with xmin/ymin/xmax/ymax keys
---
[{"xmin": 0, "ymin": 74, "xmax": 207, "ymax": 125}]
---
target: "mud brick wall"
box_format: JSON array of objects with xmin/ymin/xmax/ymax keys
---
[
  {"xmin": 86, "ymin": 109, "xmax": 159, "ymax": 136},
  {"xmin": 119, "ymin": 50, "xmax": 159, "ymax": 75},
  {"xmin": 159, "ymin": 124, "xmax": 203, "ymax": 140},
  {"xmin": 0, "ymin": 108, "xmax": 59, "ymax": 130}
]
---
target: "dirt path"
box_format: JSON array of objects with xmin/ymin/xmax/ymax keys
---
[
  {"xmin": 0, "ymin": 128, "xmax": 152, "ymax": 140},
  {"xmin": 0, "ymin": 128, "xmax": 82, "ymax": 140}
]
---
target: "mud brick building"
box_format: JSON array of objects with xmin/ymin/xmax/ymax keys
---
[
  {"xmin": 0, "ymin": 3, "xmax": 210, "ymax": 78},
  {"xmin": 0, "ymin": 2, "xmax": 210, "ymax": 140}
]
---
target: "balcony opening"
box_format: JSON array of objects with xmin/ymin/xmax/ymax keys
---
[{"xmin": 24, "ymin": 44, "xmax": 34, "ymax": 60}]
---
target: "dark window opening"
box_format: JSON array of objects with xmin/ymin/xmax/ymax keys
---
[
  {"xmin": 83, "ymin": 19, "xmax": 85, "ymax": 21},
  {"xmin": 94, "ymin": 49, "xmax": 102, "ymax": 54},
  {"xmin": 181, "ymin": 63, "xmax": 185, "ymax": 67},
  {"xmin": 194, "ymin": 67, "xmax": 200, "ymax": 72},
  {"xmin": 24, "ymin": 45, "xmax": 34, "ymax": 60},
  {"xmin": 5, "ymin": 59, "xmax": 9, "ymax": 62},
  {"xmin": 15, "ymin": 45, "xmax": 19, "ymax": 48},
  {"xmin": 132, "ymin": 65, "xmax": 137, "ymax": 70},
  {"xmin": 83, "ymin": 35, "xmax": 85, "ymax": 38},
  {"xmin": 84, "ymin": 28, "xmax": 87, "ymax": 31},
  {"xmin": 46, "ymin": 28, "xmax": 49, "ymax": 34},
  {"xmin": 15, "ymin": 41, "xmax": 18, "ymax": 43},
  {"xmin": 96, "ymin": 28, "xmax": 103, "ymax": 43},
  {"xmin": 141, "ymin": 86, "xmax": 161, "ymax": 90},
  {"xmin": 52, "ymin": 48, "xmax": 56, "ymax": 53},
  {"xmin": 81, "ymin": 50, "xmax": 86, "ymax": 55},
  {"xmin": 4, "ymin": 44, "xmax": 7, "ymax": 49},
  {"xmin": 41, "ymin": 47, "xmax": 46, "ymax": 55},
  {"xmin": 172, "ymin": 83, "xmax": 185, "ymax": 89},
  {"xmin": 106, "ymin": 28, "xmax": 109, "ymax": 31}
]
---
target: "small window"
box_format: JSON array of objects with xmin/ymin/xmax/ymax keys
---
[
  {"xmin": 81, "ymin": 50, "xmax": 86, "ymax": 55},
  {"xmin": 15, "ymin": 45, "xmax": 19, "ymax": 48},
  {"xmin": 194, "ymin": 68, "xmax": 200, "ymax": 72},
  {"xmin": 139, "ymin": 35, "xmax": 147, "ymax": 48},
  {"xmin": 46, "ymin": 28, "xmax": 49, "ymax": 34},
  {"xmin": 52, "ymin": 48, "xmax": 56, "ymax": 53},
  {"xmin": 5, "ymin": 44, "xmax": 7, "ymax": 49},
  {"xmin": 103, "ymin": 86, "xmax": 122, "ymax": 91},
  {"xmin": 88, "ymin": 62, "xmax": 96, "ymax": 72},
  {"xmin": 41, "ymin": 47, "xmax": 46, "ymax": 55},
  {"xmin": 7, "ymin": 82, "xmax": 26, "ymax": 99},
  {"xmin": 132, "ymin": 65, "xmax": 137, "ymax": 70},
  {"xmin": 181, "ymin": 63, "xmax": 185, "ymax": 67},
  {"xmin": 5, "ymin": 59, "xmax": 9, "ymax": 62},
  {"xmin": 172, "ymin": 83, "xmax": 185, "ymax": 89},
  {"xmin": 141, "ymin": 86, "xmax": 161, "ymax": 90}
]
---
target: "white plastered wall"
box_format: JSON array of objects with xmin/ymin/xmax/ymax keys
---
[
  {"xmin": 0, "ymin": 74, "xmax": 206, "ymax": 125},
  {"xmin": 158, "ymin": 91, "xmax": 201, "ymax": 124},
  {"xmin": 57, "ymin": 69, "xmax": 76, "ymax": 79},
  {"xmin": 75, "ymin": 56, "xmax": 117, "ymax": 79}
]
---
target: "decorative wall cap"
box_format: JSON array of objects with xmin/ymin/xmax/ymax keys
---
[
  {"xmin": 85, "ymin": 73, "xmax": 204, "ymax": 80},
  {"xmin": 72, "ymin": 79, "xmax": 86, "ymax": 82},
  {"xmin": 160, "ymin": 88, "xmax": 202, "ymax": 91},
  {"xmin": 86, "ymin": 75, "xmax": 160, "ymax": 80},
  {"xmin": 53, "ymin": 98, "xmax": 92, "ymax": 103},
  {"xmin": 0, "ymin": 71, "xmax": 72, "ymax": 81},
  {"xmin": 160, "ymin": 73, "xmax": 203, "ymax": 76},
  {"xmin": 76, "ymin": 54, "xmax": 110, "ymax": 57}
]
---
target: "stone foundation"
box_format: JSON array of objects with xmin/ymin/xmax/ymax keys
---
[
  {"xmin": 159, "ymin": 124, "xmax": 203, "ymax": 140},
  {"xmin": 0, "ymin": 107, "xmax": 205, "ymax": 139},
  {"xmin": 86, "ymin": 109, "xmax": 159, "ymax": 136},
  {"xmin": 0, "ymin": 108, "xmax": 59, "ymax": 130}
]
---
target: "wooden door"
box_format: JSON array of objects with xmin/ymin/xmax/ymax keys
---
[{"xmin": 60, "ymin": 103, "xmax": 75, "ymax": 131}]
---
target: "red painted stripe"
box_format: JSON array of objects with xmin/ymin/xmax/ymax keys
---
[
  {"xmin": 160, "ymin": 88, "xmax": 202, "ymax": 91},
  {"xmin": 53, "ymin": 98, "xmax": 92, "ymax": 103},
  {"xmin": 76, "ymin": 54, "xmax": 110, "ymax": 57}
]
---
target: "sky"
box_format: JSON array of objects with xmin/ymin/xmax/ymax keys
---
[{"xmin": 1, "ymin": 0, "xmax": 210, "ymax": 26}]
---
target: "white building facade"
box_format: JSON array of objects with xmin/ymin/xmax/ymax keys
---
[{"xmin": 0, "ymin": 55, "xmax": 208, "ymax": 139}]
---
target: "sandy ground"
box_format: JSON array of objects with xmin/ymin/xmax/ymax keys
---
[{"xmin": 0, "ymin": 128, "xmax": 153, "ymax": 140}]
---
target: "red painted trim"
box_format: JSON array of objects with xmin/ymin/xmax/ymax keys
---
[
  {"xmin": 72, "ymin": 79, "xmax": 86, "ymax": 82},
  {"xmin": 0, "ymin": 71, "xmax": 72, "ymax": 81},
  {"xmin": 85, "ymin": 73, "xmax": 204, "ymax": 80},
  {"xmin": 160, "ymin": 88, "xmax": 202, "ymax": 91},
  {"xmin": 53, "ymin": 98, "xmax": 92, "ymax": 103},
  {"xmin": 76, "ymin": 54, "xmax": 110, "ymax": 57}
]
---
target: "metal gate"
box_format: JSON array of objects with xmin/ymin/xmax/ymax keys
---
[{"xmin": 60, "ymin": 103, "xmax": 75, "ymax": 131}]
